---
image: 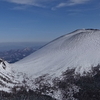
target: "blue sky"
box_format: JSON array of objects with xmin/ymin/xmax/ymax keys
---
[{"xmin": 0, "ymin": 0, "xmax": 100, "ymax": 42}]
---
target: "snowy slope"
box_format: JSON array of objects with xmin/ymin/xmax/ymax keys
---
[{"xmin": 12, "ymin": 29, "xmax": 100, "ymax": 78}]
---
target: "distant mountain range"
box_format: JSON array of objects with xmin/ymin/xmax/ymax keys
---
[{"xmin": 0, "ymin": 47, "xmax": 39, "ymax": 63}]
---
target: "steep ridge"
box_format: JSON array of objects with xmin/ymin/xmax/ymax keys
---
[
  {"xmin": 12, "ymin": 29, "xmax": 100, "ymax": 78},
  {"xmin": 0, "ymin": 59, "xmax": 18, "ymax": 92}
]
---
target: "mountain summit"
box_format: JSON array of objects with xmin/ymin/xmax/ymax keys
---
[{"xmin": 13, "ymin": 29, "xmax": 100, "ymax": 77}]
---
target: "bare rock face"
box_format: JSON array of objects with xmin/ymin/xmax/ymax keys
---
[{"xmin": 0, "ymin": 59, "xmax": 6, "ymax": 70}]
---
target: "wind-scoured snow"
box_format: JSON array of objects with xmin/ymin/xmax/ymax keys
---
[{"xmin": 11, "ymin": 29, "xmax": 100, "ymax": 78}]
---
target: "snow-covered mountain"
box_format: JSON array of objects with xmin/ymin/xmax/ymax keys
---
[
  {"xmin": 12, "ymin": 29, "xmax": 100, "ymax": 77},
  {"xmin": 1, "ymin": 29, "xmax": 100, "ymax": 100}
]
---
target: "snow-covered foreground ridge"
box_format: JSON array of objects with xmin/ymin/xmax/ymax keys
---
[
  {"xmin": 12, "ymin": 29, "xmax": 100, "ymax": 77},
  {"xmin": 0, "ymin": 59, "xmax": 18, "ymax": 92}
]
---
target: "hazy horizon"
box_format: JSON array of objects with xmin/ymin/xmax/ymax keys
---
[{"xmin": 0, "ymin": 42, "xmax": 47, "ymax": 51}]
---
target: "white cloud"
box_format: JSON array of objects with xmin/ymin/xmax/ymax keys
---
[
  {"xmin": 3, "ymin": 0, "xmax": 91, "ymax": 9},
  {"xmin": 5, "ymin": 0, "xmax": 35, "ymax": 5},
  {"xmin": 56, "ymin": 0, "xmax": 90, "ymax": 8},
  {"xmin": 4, "ymin": 0, "xmax": 46, "ymax": 7}
]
